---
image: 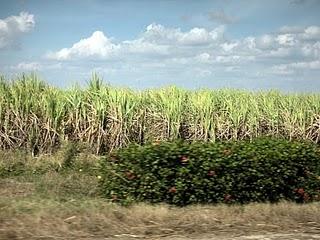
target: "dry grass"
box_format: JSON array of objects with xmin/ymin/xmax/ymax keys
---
[{"xmin": 1, "ymin": 177, "xmax": 320, "ymax": 239}]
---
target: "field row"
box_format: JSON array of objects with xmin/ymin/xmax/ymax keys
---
[{"xmin": 1, "ymin": 74, "xmax": 320, "ymax": 154}]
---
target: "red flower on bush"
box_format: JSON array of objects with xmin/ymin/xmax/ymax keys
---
[
  {"xmin": 207, "ymin": 170, "xmax": 216, "ymax": 177},
  {"xmin": 125, "ymin": 171, "xmax": 136, "ymax": 180},
  {"xmin": 110, "ymin": 154, "xmax": 118, "ymax": 161},
  {"xmin": 180, "ymin": 156, "xmax": 188, "ymax": 164},
  {"xmin": 223, "ymin": 149, "xmax": 232, "ymax": 156},
  {"xmin": 303, "ymin": 192, "xmax": 310, "ymax": 202},
  {"xmin": 224, "ymin": 194, "xmax": 232, "ymax": 202},
  {"xmin": 294, "ymin": 188, "xmax": 311, "ymax": 202},
  {"xmin": 295, "ymin": 188, "xmax": 305, "ymax": 195},
  {"xmin": 152, "ymin": 140, "xmax": 161, "ymax": 146},
  {"xmin": 168, "ymin": 186, "xmax": 177, "ymax": 193},
  {"xmin": 111, "ymin": 195, "xmax": 118, "ymax": 201}
]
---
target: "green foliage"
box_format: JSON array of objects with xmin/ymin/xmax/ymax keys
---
[
  {"xmin": 0, "ymin": 150, "xmax": 28, "ymax": 177},
  {"xmin": 60, "ymin": 141, "xmax": 80, "ymax": 169},
  {"xmin": 0, "ymin": 150, "xmax": 58, "ymax": 177},
  {"xmin": 0, "ymin": 143, "xmax": 99, "ymax": 177},
  {"xmin": 99, "ymin": 138, "xmax": 320, "ymax": 206}
]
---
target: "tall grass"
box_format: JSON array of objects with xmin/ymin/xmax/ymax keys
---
[{"xmin": 0, "ymin": 73, "xmax": 319, "ymax": 154}]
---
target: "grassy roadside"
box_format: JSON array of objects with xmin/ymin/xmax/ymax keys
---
[{"xmin": 1, "ymin": 149, "xmax": 320, "ymax": 239}]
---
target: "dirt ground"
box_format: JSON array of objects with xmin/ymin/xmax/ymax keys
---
[{"xmin": 153, "ymin": 233, "xmax": 320, "ymax": 240}]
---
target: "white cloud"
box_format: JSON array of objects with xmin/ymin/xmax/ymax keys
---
[
  {"xmin": 289, "ymin": 60, "xmax": 320, "ymax": 69},
  {"xmin": 122, "ymin": 39, "xmax": 170, "ymax": 56},
  {"xmin": 44, "ymin": 23, "xmax": 320, "ymax": 86},
  {"xmin": 140, "ymin": 23, "xmax": 225, "ymax": 46},
  {"xmin": 14, "ymin": 62, "xmax": 41, "ymax": 71},
  {"xmin": 221, "ymin": 42, "xmax": 238, "ymax": 52},
  {"xmin": 179, "ymin": 27, "xmax": 211, "ymax": 45},
  {"xmin": 256, "ymin": 35, "xmax": 276, "ymax": 49},
  {"xmin": 303, "ymin": 26, "xmax": 320, "ymax": 40},
  {"xmin": 267, "ymin": 47, "xmax": 292, "ymax": 57},
  {"xmin": 301, "ymin": 41, "xmax": 320, "ymax": 58},
  {"xmin": 215, "ymin": 55, "xmax": 255, "ymax": 63},
  {"xmin": 47, "ymin": 31, "xmax": 119, "ymax": 60},
  {"xmin": 278, "ymin": 26, "xmax": 320, "ymax": 40},
  {"xmin": 276, "ymin": 34, "xmax": 297, "ymax": 46},
  {"xmin": 236, "ymin": 26, "xmax": 320, "ymax": 61},
  {"xmin": 12, "ymin": 61, "xmax": 62, "ymax": 71},
  {"xmin": 198, "ymin": 69, "xmax": 212, "ymax": 77},
  {"xmin": 270, "ymin": 65, "xmax": 295, "ymax": 75},
  {"xmin": 271, "ymin": 60, "xmax": 320, "ymax": 76},
  {"xmin": 195, "ymin": 53, "xmax": 211, "ymax": 63},
  {"xmin": 225, "ymin": 66, "xmax": 240, "ymax": 72},
  {"xmin": 279, "ymin": 25, "xmax": 304, "ymax": 34},
  {"xmin": 242, "ymin": 37, "xmax": 257, "ymax": 50},
  {"xmin": 0, "ymin": 12, "xmax": 35, "ymax": 49},
  {"xmin": 46, "ymin": 24, "xmax": 320, "ymax": 66},
  {"xmin": 47, "ymin": 24, "xmax": 226, "ymax": 61}
]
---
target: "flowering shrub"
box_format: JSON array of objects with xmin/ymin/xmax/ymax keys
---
[{"xmin": 98, "ymin": 138, "xmax": 320, "ymax": 206}]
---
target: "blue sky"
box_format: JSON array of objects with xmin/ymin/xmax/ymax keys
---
[{"xmin": 0, "ymin": 0, "xmax": 320, "ymax": 92}]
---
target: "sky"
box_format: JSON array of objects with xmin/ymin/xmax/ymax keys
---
[{"xmin": 0, "ymin": 0, "xmax": 320, "ymax": 92}]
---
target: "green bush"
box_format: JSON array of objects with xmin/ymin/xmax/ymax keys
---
[{"xmin": 99, "ymin": 138, "xmax": 320, "ymax": 206}]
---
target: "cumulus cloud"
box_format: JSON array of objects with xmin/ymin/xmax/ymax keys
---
[
  {"xmin": 302, "ymin": 26, "xmax": 320, "ymax": 40},
  {"xmin": 122, "ymin": 39, "xmax": 170, "ymax": 56},
  {"xmin": 47, "ymin": 31, "xmax": 119, "ymax": 60},
  {"xmin": 45, "ymin": 23, "xmax": 320, "ymax": 85},
  {"xmin": 221, "ymin": 42, "xmax": 239, "ymax": 52},
  {"xmin": 195, "ymin": 53, "xmax": 211, "ymax": 63},
  {"xmin": 47, "ymin": 24, "xmax": 226, "ymax": 60},
  {"xmin": 0, "ymin": 12, "xmax": 35, "ymax": 49},
  {"xmin": 276, "ymin": 34, "xmax": 297, "ymax": 46},
  {"xmin": 279, "ymin": 25, "xmax": 320, "ymax": 40},
  {"xmin": 130, "ymin": 23, "xmax": 225, "ymax": 46},
  {"xmin": 47, "ymin": 24, "xmax": 320, "ymax": 66},
  {"xmin": 234, "ymin": 26, "xmax": 320, "ymax": 61}
]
